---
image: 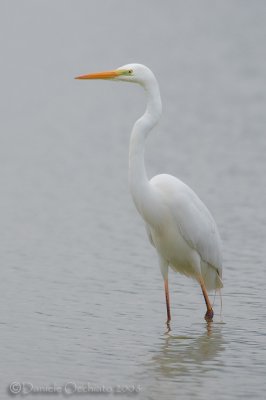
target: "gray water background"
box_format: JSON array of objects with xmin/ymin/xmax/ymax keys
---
[{"xmin": 1, "ymin": 1, "xmax": 266, "ymax": 399}]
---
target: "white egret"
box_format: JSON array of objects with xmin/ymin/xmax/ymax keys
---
[{"xmin": 76, "ymin": 64, "xmax": 223, "ymax": 327}]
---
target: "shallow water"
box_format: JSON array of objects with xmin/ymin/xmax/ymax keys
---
[{"xmin": 1, "ymin": 1, "xmax": 266, "ymax": 399}]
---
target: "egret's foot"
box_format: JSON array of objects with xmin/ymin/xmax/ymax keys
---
[
  {"xmin": 165, "ymin": 320, "xmax": 171, "ymax": 333},
  {"xmin": 205, "ymin": 309, "xmax": 214, "ymax": 322}
]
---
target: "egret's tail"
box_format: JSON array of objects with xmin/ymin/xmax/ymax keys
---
[
  {"xmin": 212, "ymin": 288, "xmax": 223, "ymax": 320},
  {"xmin": 201, "ymin": 261, "xmax": 223, "ymax": 291}
]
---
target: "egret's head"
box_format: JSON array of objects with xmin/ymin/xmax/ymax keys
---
[{"xmin": 75, "ymin": 63, "xmax": 156, "ymax": 87}]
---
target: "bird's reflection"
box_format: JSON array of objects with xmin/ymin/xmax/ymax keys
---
[{"xmin": 147, "ymin": 322, "xmax": 225, "ymax": 379}]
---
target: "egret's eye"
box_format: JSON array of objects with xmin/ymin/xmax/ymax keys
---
[{"xmin": 128, "ymin": 69, "xmax": 133, "ymax": 75}]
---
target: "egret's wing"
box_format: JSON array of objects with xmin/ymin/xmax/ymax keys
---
[{"xmin": 150, "ymin": 174, "xmax": 222, "ymax": 275}]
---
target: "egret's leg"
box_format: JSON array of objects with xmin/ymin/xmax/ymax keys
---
[
  {"xmin": 164, "ymin": 278, "xmax": 171, "ymax": 328},
  {"xmin": 198, "ymin": 276, "xmax": 214, "ymax": 321}
]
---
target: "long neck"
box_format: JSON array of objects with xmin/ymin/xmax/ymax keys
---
[{"xmin": 129, "ymin": 78, "xmax": 162, "ymax": 221}]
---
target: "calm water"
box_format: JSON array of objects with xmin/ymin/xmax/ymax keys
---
[{"xmin": 1, "ymin": 1, "xmax": 266, "ymax": 399}]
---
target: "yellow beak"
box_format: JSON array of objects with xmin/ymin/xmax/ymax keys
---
[{"xmin": 75, "ymin": 70, "xmax": 120, "ymax": 80}]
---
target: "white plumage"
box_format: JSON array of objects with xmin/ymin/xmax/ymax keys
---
[
  {"xmin": 148, "ymin": 174, "xmax": 223, "ymax": 291},
  {"xmin": 76, "ymin": 63, "xmax": 223, "ymax": 327}
]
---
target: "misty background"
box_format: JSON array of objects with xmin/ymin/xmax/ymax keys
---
[{"xmin": 1, "ymin": 1, "xmax": 266, "ymax": 399}]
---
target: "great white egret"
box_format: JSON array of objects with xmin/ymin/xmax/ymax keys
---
[{"xmin": 76, "ymin": 63, "xmax": 223, "ymax": 327}]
